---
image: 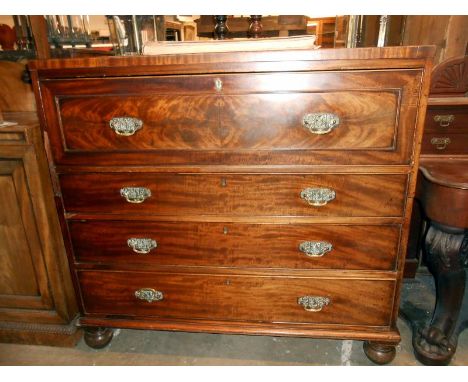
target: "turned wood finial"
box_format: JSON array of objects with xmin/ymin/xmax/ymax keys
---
[
  {"xmin": 248, "ymin": 15, "xmax": 263, "ymax": 38},
  {"xmin": 213, "ymin": 16, "xmax": 229, "ymax": 40}
]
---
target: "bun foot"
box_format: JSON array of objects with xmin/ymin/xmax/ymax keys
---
[
  {"xmin": 83, "ymin": 327, "xmax": 113, "ymax": 349},
  {"xmin": 363, "ymin": 341, "xmax": 396, "ymax": 365}
]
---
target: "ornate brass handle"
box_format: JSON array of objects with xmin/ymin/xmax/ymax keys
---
[
  {"xmin": 109, "ymin": 117, "xmax": 143, "ymax": 136},
  {"xmin": 430, "ymin": 137, "xmax": 451, "ymax": 150},
  {"xmin": 299, "ymin": 241, "xmax": 333, "ymax": 257},
  {"xmin": 120, "ymin": 187, "xmax": 151, "ymax": 203},
  {"xmin": 302, "ymin": 112, "xmax": 340, "ymax": 135},
  {"xmin": 135, "ymin": 288, "xmax": 164, "ymax": 303},
  {"xmin": 298, "ymin": 296, "xmax": 330, "ymax": 312},
  {"xmin": 300, "ymin": 187, "xmax": 336, "ymax": 206},
  {"xmin": 127, "ymin": 238, "xmax": 157, "ymax": 254},
  {"xmin": 434, "ymin": 114, "xmax": 454, "ymax": 127}
]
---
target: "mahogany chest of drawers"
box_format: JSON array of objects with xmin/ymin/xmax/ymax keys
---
[{"xmin": 30, "ymin": 45, "xmax": 434, "ymax": 364}]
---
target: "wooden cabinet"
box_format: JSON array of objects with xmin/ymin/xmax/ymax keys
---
[
  {"xmin": 29, "ymin": 45, "xmax": 434, "ymax": 363},
  {"xmin": 0, "ymin": 113, "xmax": 80, "ymax": 346}
]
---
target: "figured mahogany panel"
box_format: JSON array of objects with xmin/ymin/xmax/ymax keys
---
[
  {"xmin": 60, "ymin": 173, "xmax": 407, "ymax": 217},
  {"xmin": 69, "ymin": 220, "xmax": 400, "ymax": 271},
  {"xmin": 78, "ymin": 270, "xmax": 396, "ymax": 326},
  {"xmin": 58, "ymin": 91, "xmax": 397, "ymax": 151},
  {"xmin": 41, "ymin": 69, "xmax": 422, "ymax": 166}
]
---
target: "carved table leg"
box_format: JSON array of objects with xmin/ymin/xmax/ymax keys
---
[
  {"xmin": 363, "ymin": 341, "xmax": 396, "ymax": 365},
  {"xmin": 83, "ymin": 327, "xmax": 114, "ymax": 349},
  {"xmin": 413, "ymin": 222, "xmax": 468, "ymax": 365}
]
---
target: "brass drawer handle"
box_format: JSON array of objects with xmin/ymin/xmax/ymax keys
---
[
  {"xmin": 109, "ymin": 117, "xmax": 143, "ymax": 136},
  {"xmin": 302, "ymin": 112, "xmax": 340, "ymax": 135},
  {"xmin": 135, "ymin": 288, "xmax": 164, "ymax": 303},
  {"xmin": 430, "ymin": 137, "xmax": 451, "ymax": 150},
  {"xmin": 120, "ymin": 187, "xmax": 151, "ymax": 203},
  {"xmin": 298, "ymin": 296, "xmax": 330, "ymax": 312},
  {"xmin": 127, "ymin": 238, "xmax": 157, "ymax": 254},
  {"xmin": 434, "ymin": 114, "xmax": 454, "ymax": 127},
  {"xmin": 299, "ymin": 241, "xmax": 333, "ymax": 257},
  {"xmin": 300, "ymin": 187, "xmax": 336, "ymax": 206}
]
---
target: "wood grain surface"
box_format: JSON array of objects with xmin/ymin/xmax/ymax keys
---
[
  {"xmin": 69, "ymin": 220, "xmax": 400, "ymax": 271},
  {"xmin": 59, "ymin": 173, "xmax": 407, "ymax": 217},
  {"xmin": 78, "ymin": 270, "xmax": 395, "ymax": 327},
  {"xmin": 40, "ymin": 69, "xmax": 422, "ymax": 166},
  {"xmin": 58, "ymin": 91, "xmax": 397, "ymax": 151}
]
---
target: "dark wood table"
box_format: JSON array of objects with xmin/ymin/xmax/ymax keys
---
[
  {"xmin": 404, "ymin": 55, "xmax": 468, "ymax": 365},
  {"xmin": 411, "ymin": 161, "xmax": 468, "ymax": 366}
]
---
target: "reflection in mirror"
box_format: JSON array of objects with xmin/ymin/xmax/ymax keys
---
[{"xmin": 0, "ymin": 15, "xmax": 409, "ymax": 59}]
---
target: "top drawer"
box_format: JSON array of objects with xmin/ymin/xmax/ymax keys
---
[
  {"xmin": 41, "ymin": 70, "xmax": 422, "ymax": 166},
  {"xmin": 424, "ymin": 106, "xmax": 468, "ymax": 134}
]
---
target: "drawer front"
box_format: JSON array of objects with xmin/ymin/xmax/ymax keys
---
[
  {"xmin": 60, "ymin": 173, "xmax": 407, "ymax": 217},
  {"xmin": 42, "ymin": 70, "xmax": 422, "ymax": 166},
  {"xmin": 58, "ymin": 91, "xmax": 397, "ymax": 151},
  {"xmin": 425, "ymin": 107, "xmax": 468, "ymax": 134},
  {"xmin": 69, "ymin": 220, "xmax": 400, "ymax": 271},
  {"xmin": 421, "ymin": 133, "xmax": 468, "ymax": 155},
  {"xmin": 78, "ymin": 270, "xmax": 395, "ymax": 326}
]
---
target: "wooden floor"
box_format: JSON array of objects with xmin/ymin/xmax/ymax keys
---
[{"xmin": 1, "ymin": 273, "xmax": 467, "ymax": 366}]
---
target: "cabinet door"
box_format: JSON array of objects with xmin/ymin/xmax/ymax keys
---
[{"xmin": 0, "ymin": 146, "xmax": 63, "ymax": 324}]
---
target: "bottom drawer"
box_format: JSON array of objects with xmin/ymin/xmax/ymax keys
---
[{"xmin": 78, "ymin": 271, "xmax": 395, "ymax": 327}]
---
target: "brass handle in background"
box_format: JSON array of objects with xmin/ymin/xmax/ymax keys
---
[
  {"xmin": 298, "ymin": 296, "xmax": 330, "ymax": 312},
  {"xmin": 300, "ymin": 187, "xmax": 336, "ymax": 207},
  {"xmin": 299, "ymin": 241, "xmax": 333, "ymax": 258},
  {"xmin": 120, "ymin": 187, "xmax": 151, "ymax": 203},
  {"xmin": 135, "ymin": 288, "xmax": 164, "ymax": 303},
  {"xmin": 302, "ymin": 112, "xmax": 340, "ymax": 135},
  {"xmin": 109, "ymin": 117, "xmax": 143, "ymax": 136},
  {"xmin": 127, "ymin": 238, "xmax": 157, "ymax": 254},
  {"xmin": 431, "ymin": 137, "xmax": 451, "ymax": 150},
  {"xmin": 434, "ymin": 114, "xmax": 454, "ymax": 127}
]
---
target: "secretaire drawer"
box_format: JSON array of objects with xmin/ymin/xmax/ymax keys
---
[
  {"xmin": 42, "ymin": 70, "xmax": 422, "ymax": 166},
  {"xmin": 78, "ymin": 270, "xmax": 395, "ymax": 327},
  {"xmin": 69, "ymin": 220, "xmax": 400, "ymax": 271},
  {"xmin": 60, "ymin": 173, "xmax": 407, "ymax": 217}
]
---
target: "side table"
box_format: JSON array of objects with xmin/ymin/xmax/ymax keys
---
[{"xmin": 412, "ymin": 160, "xmax": 468, "ymax": 365}]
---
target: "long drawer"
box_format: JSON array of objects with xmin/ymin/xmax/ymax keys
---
[
  {"xmin": 60, "ymin": 173, "xmax": 407, "ymax": 217},
  {"xmin": 69, "ymin": 220, "xmax": 401, "ymax": 271},
  {"xmin": 42, "ymin": 70, "xmax": 422, "ymax": 166},
  {"xmin": 78, "ymin": 270, "xmax": 395, "ymax": 327},
  {"xmin": 58, "ymin": 91, "xmax": 397, "ymax": 151}
]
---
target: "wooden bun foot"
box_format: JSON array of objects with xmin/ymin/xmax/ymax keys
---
[
  {"xmin": 83, "ymin": 327, "xmax": 113, "ymax": 349},
  {"xmin": 363, "ymin": 341, "xmax": 396, "ymax": 365}
]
